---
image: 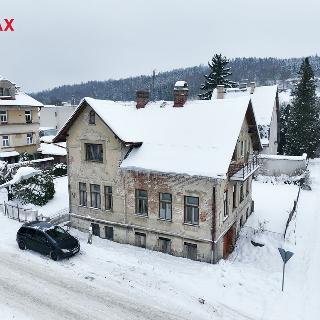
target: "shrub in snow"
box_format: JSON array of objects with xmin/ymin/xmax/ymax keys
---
[
  {"xmin": 10, "ymin": 170, "xmax": 55, "ymax": 206},
  {"xmin": 51, "ymin": 163, "xmax": 67, "ymax": 177},
  {"xmin": 19, "ymin": 152, "xmax": 33, "ymax": 162}
]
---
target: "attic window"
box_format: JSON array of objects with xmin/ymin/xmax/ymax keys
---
[
  {"xmin": 89, "ymin": 110, "xmax": 95, "ymax": 125},
  {"xmin": 0, "ymin": 88, "xmax": 9, "ymax": 96}
]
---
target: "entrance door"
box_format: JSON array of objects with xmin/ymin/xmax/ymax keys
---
[{"xmin": 223, "ymin": 225, "xmax": 235, "ymax": 259}]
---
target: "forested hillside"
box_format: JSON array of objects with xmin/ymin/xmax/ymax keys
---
[{"xmin": 31, "ymin": 56, "xmax": 320, "ymax": 105}]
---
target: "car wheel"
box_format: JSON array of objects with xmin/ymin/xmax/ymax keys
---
[
  {"xmin": 50, "ymin": 251, "xmax": 59, "ymax": 261},
  {"xmin": 18, "ymin": 240, "xmax": 26, "ymax": 250}
]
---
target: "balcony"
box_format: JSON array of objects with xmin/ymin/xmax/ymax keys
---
[{"xmin": 228, "ymin": 154, "xmax": 260, "ymax": 181}]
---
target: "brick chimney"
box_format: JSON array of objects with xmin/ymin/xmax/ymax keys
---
[
  {"xmin": 250, "ymin": 82, "xmax": 256, "ymax": 94},
  {"xmin": 216, "ymin": 85, "xmax": 224, "ymax": 99},
  {"xmin": 173, "ymin": 81, "xmax": 188, "ymax": 107},
  {"xmin": 136, "ymin": 90, "xmax": 149, "ymax": 109}
]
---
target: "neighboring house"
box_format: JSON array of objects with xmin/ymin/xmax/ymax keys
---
[
  {"xmin": 40, "ymin": 104, "xmax": 76, "ymax": 131},
  {"xmin": 0, "ymin": 76, "xmax": 43, "ymax": 163},
  {"xmin": 37, "ymin": 136, "xmax": 67, "ymax": 163},
  {"xmin": 212, "ymin": 83, "xmax": 279, "ymax": 154},
  {"xmin": 54, "ymin": 82, "xmax": 262, "ymax": 263}
]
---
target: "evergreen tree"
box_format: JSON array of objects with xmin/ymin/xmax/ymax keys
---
[
  {"xmin": 284, "ymin": 57, "xmax": 320, "ymax": 157},
  {"xmin": 199, "ymin": 54, "xmax": 235, "ymax": 100},
  {"xmin": 278, "ymin": 102, "xmax": 290, "ymax": 154}
]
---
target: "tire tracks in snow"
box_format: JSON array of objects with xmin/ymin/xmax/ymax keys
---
[{"xmin": 0, "ymin": 250, "xmax": 185, "ymax": 320}]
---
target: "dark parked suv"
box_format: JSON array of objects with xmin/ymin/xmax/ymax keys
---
[{"xmin": 16, "ymin": 221, "xmax": 80, "ymax": 261}]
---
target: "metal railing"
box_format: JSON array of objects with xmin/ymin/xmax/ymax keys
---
[{"xmin": 228, "ymin": 154, "xmax": 260, "ymax": 180}]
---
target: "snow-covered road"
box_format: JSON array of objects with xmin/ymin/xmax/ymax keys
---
[{"xmin": 0, "ymin": 248, "xmax": 184, "ymax": 320}]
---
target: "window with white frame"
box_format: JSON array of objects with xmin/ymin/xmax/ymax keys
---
[
  {"xmin": 2, "ymin": 135, "xmax": 9, "ymax": 147},
  {"xmin": 25, "ymin": 110, "xmax": 32, "ymax": 123},
  {"xmin": 26, "ymin": 133, "xmax": 33, "ymax": 145},
  {"xmin": 0, "ymin": 111, "xmax": 7, "ymax": 123}
]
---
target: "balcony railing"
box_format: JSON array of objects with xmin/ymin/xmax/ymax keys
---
[{"xmin": 228, "ymin": 154, "xmax": 260, "ymax": 181}]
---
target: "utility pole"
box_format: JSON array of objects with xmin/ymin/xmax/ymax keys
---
[{"xmin": 152, "ymin": 69, "xmax": 156, "ymax": 101}]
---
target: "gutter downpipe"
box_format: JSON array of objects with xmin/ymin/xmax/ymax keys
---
[{"xmin": 211, "ymin": 186, "xmax": 216, "ymax": 264}]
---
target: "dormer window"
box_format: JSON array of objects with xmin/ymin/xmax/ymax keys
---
[
  {"xmin": 0, "ymin": 88, "xmax": 10, "ymax": 97},
  {"xmin": 89, "ymin": 110, "xmax": 95, "ymax": 125}
]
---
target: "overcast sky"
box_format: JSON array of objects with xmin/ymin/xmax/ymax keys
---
[{"xmin": 2, "ymin": 0, "xmax": 320, "ymax": 92}]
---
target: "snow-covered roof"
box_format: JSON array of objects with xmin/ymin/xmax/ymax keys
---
[
  {"xmin": 212, "ymin": 85, "xmax": 278, "ymax": 126},
  {"xmin": 0, "ymin": 151, "xmax": 19, "ymax": 158},
  {"xmin": 40, "ymin": 135, "xmax": 56, "ymax": 143},
  {"xmin": 38, "ymin": 143, "xmax": 67, "ymax": 156},
  {"xmin": 55, "ymin": 96, "xmax": 261, "ymax": 179},
  {"xmin": 0, "ymin": 91, "xmax": 43, "ymax": 107}
]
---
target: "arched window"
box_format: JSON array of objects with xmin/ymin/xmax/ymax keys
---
[{"xmin": 89, "ymin": 110, "xmax": 95, "ymax": 124}]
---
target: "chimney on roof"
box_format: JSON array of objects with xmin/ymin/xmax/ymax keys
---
[
  {"xmin": 136, "ymin": 90, "xmax": 149, "ymax": 109},
  {"xmin": 216, "ymin": 85, "xmax": 224, "ymax": 99},
  {"xmin": 250, "ymin": 82, "xmax": 256, "ymax": 94},
  {"xmin": 173, "ymin": 81, "xmax": 188, "ymax": 107}
]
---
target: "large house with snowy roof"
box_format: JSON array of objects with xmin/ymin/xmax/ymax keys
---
[
  {"xmin": 0, "ymin": 77, "xmax": 43, "ymax": 163},
  {"xmin": 212, "ymin": 83, "xmax": 279, "ymax": 154},
  {"xmin": 54, "ymin": 82, "xmax": 262, "ymax": 263}
]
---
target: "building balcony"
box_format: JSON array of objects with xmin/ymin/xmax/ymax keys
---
[{"xmin": 228, "ymin": 154, "xmax": 260, "ymax": 181}]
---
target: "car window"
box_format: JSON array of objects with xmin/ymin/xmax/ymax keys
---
[
  {"xmin": 27, "ymin": 229, "xmax": 36, "ymax": 237},
  {"xmin": 18, "ymin": 227, "xmax": 27, "ymax": 234},
  {"xmin": 46, "ymin": 227, "xmax": 69, "ymax": 242},
  {"xmin": 35, "ymin": 230, "xmax": 47, "ymax": 243}
]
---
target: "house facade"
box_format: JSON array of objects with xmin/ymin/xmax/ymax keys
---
[
  {"xmin": 54, "ymin": 82, "xmax": 261, "ymax": 263},
  {"xmin": 40, "ymin": 104, "xmax": 76, "ymax": 131},
  {"xmin": 0, "ymin": 77, "xmax": 43, "ymax": 163}
]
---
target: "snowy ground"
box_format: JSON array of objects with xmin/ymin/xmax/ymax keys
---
[{"xmin": 0, "ymin": 161, "xmax": 319, "ymax": 319}]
